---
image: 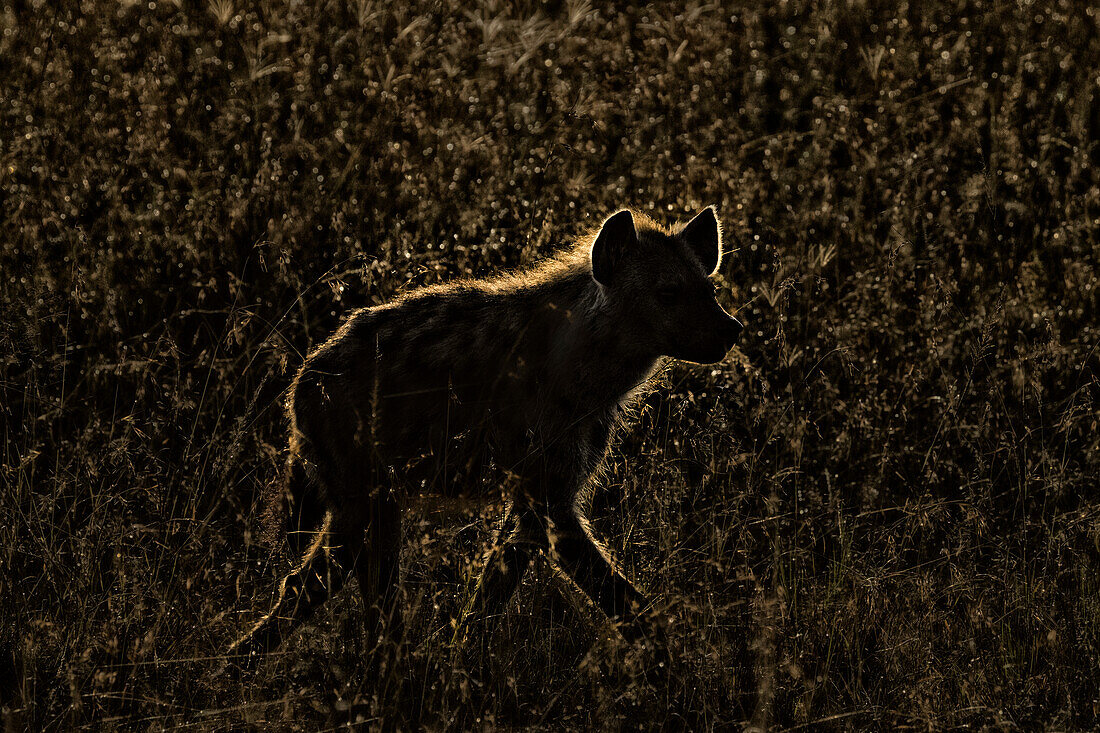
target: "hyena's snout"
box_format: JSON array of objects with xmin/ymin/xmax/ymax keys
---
[
  {"xmin": 686, "ymin": 303, "xmax": 743, "ymax": 365},
  {"xmin": 719, "ymin": 311, "xmax": 743, "ymax": 352},
  {"xmin": 707, "ymin": 299, "xmax": 743, "ymax": 360}
]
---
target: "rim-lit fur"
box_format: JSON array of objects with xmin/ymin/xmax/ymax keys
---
[{"xmin": 231, "ymin": 207, "xmax": 742, "ymax": 663}]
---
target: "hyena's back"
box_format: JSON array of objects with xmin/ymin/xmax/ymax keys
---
[{"xmin": 290, "ymin": 278, "xmax": 580, "ymax": 505}]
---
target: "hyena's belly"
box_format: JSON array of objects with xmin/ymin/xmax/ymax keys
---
[
  {"xmin": 371, "ymin": 374, "xmax": 510, "ymax": 499},
  {"xmin": 299, "ymin": 318, "xmax": 528, "ymax": 500}
]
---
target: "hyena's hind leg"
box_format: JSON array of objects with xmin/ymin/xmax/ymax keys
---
[
  {"xmin": 284, "ymin": 454, "xmax": 327, "ymax": 560},
  {"xmin": 229, "ymin": 457, "xmax": 368, "ymax": 662},
  {"xmin": 347, "ymin": 491, "xmax": 405, "ymax": 671},
  {"xmin": 230, "ymin": 513, "xmax": 367, "ymax": 662}
]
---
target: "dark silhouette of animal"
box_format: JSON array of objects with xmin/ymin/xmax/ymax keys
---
[{"xmin": 231, "ymin": 207, "xmax": 742, "ymax": 662}]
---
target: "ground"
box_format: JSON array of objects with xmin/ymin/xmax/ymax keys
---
[{"xmin": 2, "ymin": 0, "xmax": 1098, "ymax": 729}]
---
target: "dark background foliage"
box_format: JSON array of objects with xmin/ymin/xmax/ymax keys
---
[{"xmin": 2, "ymin": 0, "xmax": 1098, "ymax": 729}]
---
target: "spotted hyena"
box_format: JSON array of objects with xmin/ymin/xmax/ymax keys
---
[{"xmin": 232, "ymin": 206, "xmax": 742, "ymax": 660}]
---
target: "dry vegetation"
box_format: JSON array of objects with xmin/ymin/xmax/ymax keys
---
[{"xmin": 3, "ymin": 0, "xmax": 1099, "ymax": 729}]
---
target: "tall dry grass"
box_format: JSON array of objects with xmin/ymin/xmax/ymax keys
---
[{"xmin": 2, "ymin": 0, "xmax": 1097, "ymax": 729}]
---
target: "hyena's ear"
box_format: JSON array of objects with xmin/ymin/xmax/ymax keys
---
[
  {"xmin": 591, "ymin": 209, "xmax": 638, "ymax": 286},
  {"xmin": 680, "ymin": 206, "xmax": 722, "ymax": 275}
]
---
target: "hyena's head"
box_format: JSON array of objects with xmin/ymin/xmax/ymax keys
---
[{"xmin": 590, "ymin": 207, "xmax": 742, "ymax": 364}]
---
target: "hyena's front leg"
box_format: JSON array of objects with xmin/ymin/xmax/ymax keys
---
[
  {"xmin": 545, "ymin": 507, "xmax": 653, "ymax": 641},
  {"xmin": 547, "ymin": 505, "xmax": 679, "ymax": 690},
  {"xmin": 454, "ymin": 505, "xmax": 548, "ymax": 649},
  {"xmin": 534, "ymin": 420, "xmax": 657, "ymax": 641}
]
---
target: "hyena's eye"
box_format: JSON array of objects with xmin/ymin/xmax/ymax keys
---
[{"xmin": 656, "ymin": 286, "xmax": 679, "ymax": 304}]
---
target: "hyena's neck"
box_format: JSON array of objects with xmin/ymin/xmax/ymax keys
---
[
  {"xmin": 579, "ymin": 330, "xmax": 662, "ymax": 408},
  {"xmin": 542, "ymin": 268, "xmax": 661, "ymax": 411}
]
